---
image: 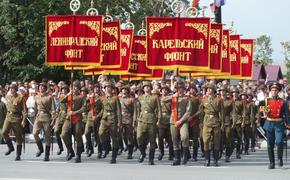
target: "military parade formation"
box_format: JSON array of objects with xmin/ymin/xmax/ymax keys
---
[{"xmin": 1, "ymin": 76, "xmax": 290, "ymax": 169}]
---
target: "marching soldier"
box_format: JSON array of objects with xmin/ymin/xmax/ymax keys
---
[
  {"xmin": 259, "ymin": 82, "xmax": 287, "ymax": 169},
  {"xmin": 136, "ymin": 81, "xmax": 161, "ymax": 165},
  {"xmin": 0, "ymin": 92, "xmax": 7, "ymax": 143},
  {"xmin": 54, "ymin": 84, "xmax": 69, "ymax": 155},
  {"xmin": 119, "ymin": 85, "xmax": 135, "ymax": 159},
  {"xmin": 241, "ymin": 92, "xmax": 254, "ymax": 155},
  {"xmin": 61, "ymin": 80, "xmax": 86, "ymax": 163},
  {"xmin": 188, "ymin": 83, "xmax": 201, "ymax": 161},
  {"xmin": 85, "ymin": 84, "xmax": 103, "ymax": 157},
  {"xmin": 33, "ymin": 83, "xmax": 56, "ymax": 161},
  {"xmin": 248, "ymin": 93, "xmax": 258, "ymax": 152},
  {"xmin": 80, "ymin": 87, "xmax": 90, "ymax": 156},
  {"xmin": 1, "ymin": 84, "xmax": 27, "ymax": 161},
  {"xmin": 158, "ymin": 84, "xmax": 174, "ymax": 161},
  {"xmin": 99, "ymin": 82, "xmax": 122, "ymax": 164},
  {"xmin": 232, "ymin": 88, "xmax": 245, "ymax": 159},
  {"xmin": 170, "ymin": 80, "xmax": 192, "ymax": 166},
  {"xmin": 193, "ymin": 84, "xmax": 224, "ymax": 167},
  {"xmin": 220, "ymin": 86, "xmax": 234, "ymax": 162}
]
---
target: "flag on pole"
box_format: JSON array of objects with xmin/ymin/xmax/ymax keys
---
[
  {"xmin": 193, "ymin": 0, "xmax": 200, "ymax": 8},
  {"xmin": 210, "ymin": 0, "xmax": 226, "ymax": 12}
]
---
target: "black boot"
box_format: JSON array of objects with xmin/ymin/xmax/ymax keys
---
[
  {"xmin": 110, "ymin": 148, "xmax": 117, "ymax": 164},
  {"xmin": 268, "ymin": 148, "xmax": 275, "ymax": 169},
  {"xmin": 182, "ymin": 147, "xmax": 189, "ymax": 165},
  {"xmin": 5, "ymin": 139, "xmax": 14, "ymax": 156},
  {"xmin": 138, "ymin": 145, "xmax": 146, "ymax": 163},
  {"xmin": 168, "ymin": 146, "xmax": 174, "ymax": 161},
  {"xmin": 158, "ymin": 149, "xmax": 164, "ymax": 161},
  {"xmin": 97, "ymin": 143, "xmax": 103, "ymax": 159},
  {"xmin": 44, "ymin": 146, "xmax": 50, "ymax": 161},
  {"xmin": 236, "ymin": 145, "xmax": 241, "ymax": 159},
  {"xmin": 204, "ymin": 151, "xmax": 210, "ymax": 167},
  {"xmin": 36, "ymin": 141, "xmax": 44, "ymax": 157},
  {"xmin": 225, "ymin": 147, "xmax": 231, "ymax": 163},
  {"xmin": 75, "ymin": 146, "xmax": 82, "ymax": 163},
  {"xmin": 245, "ymin": 143, "xmax": 249, "ymax": 155},
  {"xmin": 192, "ymin": 147, "xmax": 198, "ymax": 161},
  {"xmin": 86, "ymin": 140, "xmax": 94, "ymax": 157},
  {"xmin": 172, "ymin": 150, "xmax": 181, "ymax": 166},
  {"xmin": 56, "ymin": 136, "xmax": 63, "ymax": 155},
  {"xmin": 277, "ymin": 144, "xmax": 283, "ymax": 167},
  {"xmin": 15, "ymin": 145, "xmax": 22, "ymax": 161},
  {"xmin": 213, "ymin": 150, "xmax": 219, "ymax": 167},
  {"xmin": 148, "ymin": 149, "xmax": 155, "ymax": 165},
  {"xmin": 127, "ymin": 145, "xmax": 133, "ymax": 159},
  {"xmin": 66, "ymin": 143, "xmax": 75, "ymax": 161}
]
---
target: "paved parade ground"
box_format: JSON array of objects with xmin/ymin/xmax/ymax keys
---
[{"xmin": 0, "ymin": 143, "xmax": 290, "ymax": 180}]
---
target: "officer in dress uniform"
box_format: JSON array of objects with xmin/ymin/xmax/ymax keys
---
[{"xmin": 259, "ymin": 82, "xmax": 287, "ymax": 169}]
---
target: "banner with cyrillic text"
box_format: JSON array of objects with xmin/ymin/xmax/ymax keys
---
[
  {"xmin": 46, "ymin": 15, "xmax": 102, "ymax": 66},
  {"xmin": 230, "ymin": 35, "xmax": 241, "ymax": 77},
  {"xmin": 147, "ymin": 17, "xmax": 210, "ymax": 71},
  {"xmin": 240, "ymin": 39, "xmax": 254, "ymax": 80}
]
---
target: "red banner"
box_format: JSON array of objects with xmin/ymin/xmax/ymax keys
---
[
  {"xmin": 46, "ymin": 15, "xmax": 103, "ymax": 66},
  {"xmin": 221, "ymin": 29, "xmax": 231, "ymax": 75},
  {"xmin": 129, "ymin": 36, "xmax": 152, "ymax": 76},
  {"xmin": 147, "ymin": 17, "xmax": 210, "ymax": 71},
  {"xmin": 240, "ymin": 39, "xmax": 254, "ymax": 79},
  {"xmin": 101, "ymin": 21, "xmax": 121, "ymax": 68},
  {"xmin": 103, "ymin": 29, "xmax": 133, "ymax": 74},
  {"xmin": 209, "ymin": 23, "xmax": 223, "ymax": 72},
  {"xmin": 230, "ymin": 35, "xmax": 241, "ymax": 77},
  {"xmin": 121, "ymin": 69, "xmax": 163, "ymax": 80}
]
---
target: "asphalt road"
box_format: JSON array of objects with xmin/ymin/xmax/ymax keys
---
[{"xmin": 0, "ymin": 142, "xmax": 290, "ymax": 180}]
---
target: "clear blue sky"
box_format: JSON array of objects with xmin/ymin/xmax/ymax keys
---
[{"xmin": 198, "ymin": 0, "xmax": 290, "ymax": 64}]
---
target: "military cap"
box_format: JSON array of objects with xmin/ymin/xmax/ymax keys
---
[
  {"xmin": 61, "ymin": 84, "xmax": 69, "ymax": 91},
  {"xmin": 73, "ymin": 80, "xmax": 81, "ymax": 89},
  {"xmin": 258, "ymin": 84, "xmax": 267, "ymax": 90},
  {"xmin": 239, "ymin": 91, "xmax": 248, "ymax": 98},
  {"xmin": 39, "ymin": 82, "xmax": 48, "ymax": 90},
  {"xmin": 207, "ymin": 84, "xmax": 216, "ymax": 92},
  {"xmin": 151, "ymin": 89, "xmax": 160, "ymax": 95},
  {"xmin": 231, "ymin": 87, "xmax": 239, "ymax": 93},
  {"xmin": 247, "ymin": 92, "xmax": 254, "ymax": 98},
  {"xmin": 219, "ymin": 86, "xmax": 228, "ymax": 92},
  {"xmin": 9, "ymin": 83, "xmax": 18, "ymax": 90},
  {"xmin": 160, "ymin": 84, "xmax": 170, "ymax": 91},
  {"xmin": 142, "ymin": 81, "xmax": 152, "ymax": 88},
  {"xmin": 175, "ymin": 80, "xmax": 186, "ymax": 88},
  {"xmin": 120, "ymin": 85, "xmax": 130, "ymax": 92},
  {"xmin": 189, "ymin": 83, "xmax": 198, "ymax": 91},
  {"xmin": 104, "ymin": 81, "xmax": 115, "ymax": 88},
  {"xmin": 269, "ymin": 82, "xmax": 282, "ymax": 91},
  {"xmin": 80, "ymin": 87, "xmax": 89, "ymax": 94}
]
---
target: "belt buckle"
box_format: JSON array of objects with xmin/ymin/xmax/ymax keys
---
[
  {"xmin": 107, "ymin": 112, "xmax": 111, "ymax": 115},
  {"xmin": 144, "ymin": 110, "xmax": 148, "ymax": 113},
  {"xmin": 209, "ymin": 115, "xmax": 214, "ymax": 118},
  {"xmin": 162, "ymin": 113, "xmax": 166, "ymax": 116},
  {"xmin": 122, "ymin": 112, "xmax": 125, "ymax": 115}
]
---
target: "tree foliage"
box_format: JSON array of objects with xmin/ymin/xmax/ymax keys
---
[
  {"xmin": 0, "ymin": 0, "xmax": 174, "ymax": 84},
  {"xmin": 254, "ymin": 35, "xmax": 273, "ymax": 65},
  {"xmin": 281, "ymin": 41, "xmax": 290, "ymax": 82}
]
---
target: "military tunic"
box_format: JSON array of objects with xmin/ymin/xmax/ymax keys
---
[
  {"xmin": 170, "ymin": 94, "xmax": 192, "ymax": 150},
  {"xmin": 99, "ymin": 95, "xmax": 122, "ymax": 149},
  {"xmin": 136, "ymin": 93, "xmax": 161, "ymax": 150},
  {"xmin": 232, "ymin": 98, "xmax": 245, "ymax": 155},
  {"xmin": 33, "ymin": 93, "xmax": 56, "ymax": 146},
  {"xmin": 0, "ymin": 101, "xmax": 6, "ymax": 140},
  {"xmin": 2, "ymin": 94, "xmax": 27, "ymax": 145}
]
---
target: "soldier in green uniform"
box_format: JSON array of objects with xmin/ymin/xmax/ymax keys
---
[
  {"xmin": 99, "ymin": 81, "xmax": 122, "ymax": 164},
  {"xmin": 193, "ymin": 84, "xmax": 224, "ymax": 167},
  {"xmin": 119, "ymin": 85, "xmax": 135, "ymax": 159},
  {"xmin": 85, "ymin": 84, "xmax": 103, "ymax": 157},
  {"xmin": 188, "ymin": 83, "xmax": 201, "ymax": 161},
  {"xmin": 80, "ymin": 87, "xmax": 89, "ymax": 156},
  {"xmin": 0, "ymin": 92, "xmax": 7, "ymax": 143},
  {"xmin": 249, "ymin": 93, "xmax": 258, "ymax": 152},
  {"xmin": 136, "ymin": 81, "xmax": 161, "ymax": 165},
  {"xmin": 220, "ymin": 86, "xmax": 234, "ymax": 162},
  {"xmin": 158, "ymin": 85, "xmax": 174, "ymax": 161},
  {"xmin": 232, "ymin": 88, "xmax": 245, "ymax": 159},
  {"xmin": 170, "ymin": 80, "xmax": 192, "ymax": 166},
  {"xmin": 33, "ymin": 83, "xmax": 56, "ymax": 161},
  {"xmin": 241, "ymin": 92, "xmax": 256, "ymax": 155},
  {"xmin": 1, "ymin": 84, "xmax": 27, "ymax": 161},
  {"xmin": 54, "ymin": 85, "xmax": 69, "ymax": 155},
  {"xmin": 60, "ymin": 80, "xmax": 86, "ymax": 163}
]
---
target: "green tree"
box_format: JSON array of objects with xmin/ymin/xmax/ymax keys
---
[
  {"xmin": 281, "ymin": 41, "xmax": 290, "ymax": 81},
  {"xmin": 254, "ymin": 35, "xmax": 273, "ymax": 65},
  {"xmin": 0, "ymin": 0, "xmax": 174, "ymax": 84}
]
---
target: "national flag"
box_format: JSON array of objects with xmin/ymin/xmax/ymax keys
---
[
  {"xmin": 193, "ymin": 0, "xmax": 199, "ymax": 8},
  {"xmin": 210, "ymin": 0, "xmax": 226, "ymax": 12}
]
